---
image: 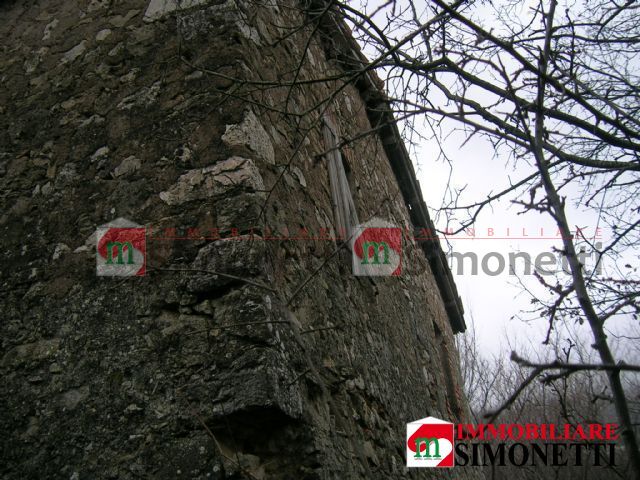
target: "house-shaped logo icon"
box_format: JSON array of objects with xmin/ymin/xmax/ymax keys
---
[
  {"xmin": 351, "ymin": 217, "xmax": 402, "ymax": 276},
  {"xmin": 406, "ymin": 416, "xmax": 454, "ymax": 467},
  {"xmin": 96, "ymin": 218, "xmax": 146, "ymax": 277}
]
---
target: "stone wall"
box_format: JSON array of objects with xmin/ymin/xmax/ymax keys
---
[{"xmin": 0, "ymin": 0, "xmax": 480, "ymax": 478}]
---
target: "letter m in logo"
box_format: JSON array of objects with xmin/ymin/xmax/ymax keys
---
[
  {"xmin": 360, "ymin": 241, "xmax": 390, "ymax": 265},
  {"xmin": 413, "ymin": 438, "xmax": 441, "ymax": 459},
  {"xmin": 105, "ymin": 241, "xmax": 135, "ymax": 265}
]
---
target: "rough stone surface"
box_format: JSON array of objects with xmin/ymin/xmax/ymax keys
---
[
  {"xmin": 0, "ymin": 1, "xmax": 481, "ymax": 479},
  {"xmin": 143, "ymin": 0, "xmax": 211, "ymax": 22},
  {"xmin": 222, "ymin": 110, "xmax": 276, "ymax": 165},
  {"xmin": 113, "ymin": 155, "xmax": 142, "ymax": 178},
  {"xmin": 159, "ymin": 156, "xmax": 264, "ymax": 205}
]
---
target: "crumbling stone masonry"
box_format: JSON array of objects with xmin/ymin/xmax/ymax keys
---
[{"xmin": 0, "ymin": 0, "xmax": 482, "ymax": 478}]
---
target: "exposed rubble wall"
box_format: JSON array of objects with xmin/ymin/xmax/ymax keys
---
[{"xmin": 0, "ymin": 0, "xmax": 480, "ymax": 478}]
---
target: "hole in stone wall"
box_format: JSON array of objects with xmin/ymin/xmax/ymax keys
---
[{"xmin": 209, "ymin": 406, "xmax": 320, "ymax": 478}]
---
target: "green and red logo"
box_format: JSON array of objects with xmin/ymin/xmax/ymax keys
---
[
  {"xmin": 408, "ymin": 419, "xmax": 619, "ymax": 468},
  {"xmin": 407, "ymin": 417, "xmax": 455, "ymax": 467},
  {"xmin": 96, "ymin": 218, "xmax": 146, "ymax": 276},
  {"xmin": 352, "ymin": 218, "xmax": 402, "ymax": 276}
]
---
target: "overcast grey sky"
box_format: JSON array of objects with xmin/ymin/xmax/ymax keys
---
[
  {"xmin": 349, "ymin": 0, "xmax": 638, "ymax": 361},
  {"xmin": 415, "ymin": 123, "xmax": 631, "ymax": 358}
]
